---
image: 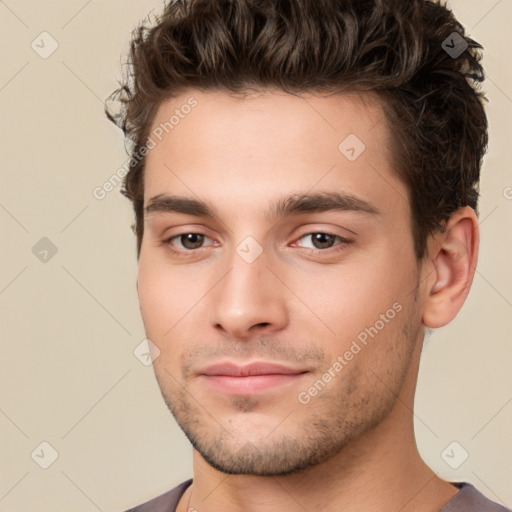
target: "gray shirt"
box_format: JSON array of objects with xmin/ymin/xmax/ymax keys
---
[{"xmin": 125, "ymin": 479, "xmax": 511, "ymax": 512}]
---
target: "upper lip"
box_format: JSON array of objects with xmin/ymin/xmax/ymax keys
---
[{"xmin": 198, "ymin": 361, "xmax": 308, "ymax": 377}]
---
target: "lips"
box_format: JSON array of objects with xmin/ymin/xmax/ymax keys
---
[
  {"xmin": 197, "ymin": 361, "xmax": 308, "ymax": 395},
  {"xmin": 199, "ymin": 361, "xmax": 306, "ymax": 377}
]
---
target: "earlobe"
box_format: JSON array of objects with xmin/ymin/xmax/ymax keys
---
[{"xmin": 422, "ymin": 207, "xmax": 479, "ymax": 328}]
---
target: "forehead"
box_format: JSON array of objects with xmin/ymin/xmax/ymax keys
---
[{"xmin": 143, "ymin": 88, "xmax": 408, "ymax": 222}]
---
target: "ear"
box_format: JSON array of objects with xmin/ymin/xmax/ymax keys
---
[{"xmin": 422, "ymin": 207, "xmax": 479, "ymax": 329}]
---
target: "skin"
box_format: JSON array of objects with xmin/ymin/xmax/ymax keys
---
[{"xmin": 137, "ymin": 88, "xmax": 478, "ymax": 512}]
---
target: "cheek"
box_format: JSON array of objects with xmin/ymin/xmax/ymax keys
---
[
  {"xmin": 137, "ymin": 264, "xmax": 185, "ymax": 378},
  {"xmin": 137, "ymin": 257, "xmax": 211, "ymax": 371},
  {"xmin": 137, "ymin": 258, "xmax": 177, "ymax": 336},
  {"xmin": 299, "ymin": 256, "xmax": 411, "ymax": 337}
]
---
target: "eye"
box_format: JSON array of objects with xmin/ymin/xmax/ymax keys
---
[
  {"xmin": 163, "ymin": 232, "xmax": 214, "ymax": 252},
  {"xmin": 295, "ymin": 232, "xmax": 352, "ymax": 251},
  {"xmin": 176, "ymin": 233, "xmax": 207, "ymax": 250}
]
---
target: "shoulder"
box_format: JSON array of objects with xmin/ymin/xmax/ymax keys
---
[
  {"xmin": 123, "ymin": 479, "xmax": 193, "ymax": 512},
  {"xmin": 440, "ymin": 482, "xmax": 511, "ymax": 512}
]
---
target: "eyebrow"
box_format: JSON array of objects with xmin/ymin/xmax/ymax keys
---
[{"xmin": 145, "ymin": 191, "xmax": 379, "ymax": 219}]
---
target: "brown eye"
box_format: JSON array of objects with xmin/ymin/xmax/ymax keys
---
[
  {"xmin": 162, "ymin": 232, "xmax": 213, "ymax": 254},
  {"xmin": 297, "ymin": 232, "xmax": 351, "ymax": 251},
  {"xmin": 309, "ymin": 233, "xmax": 337, "ymax": 249},
  {"xmin": 179, "ymin": 233, "xmax": 205, "ymax": 250}
]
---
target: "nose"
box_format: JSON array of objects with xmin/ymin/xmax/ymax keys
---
[{"xmin": 209, "ymin": 248, "xmax": 289, "ymax": 341}]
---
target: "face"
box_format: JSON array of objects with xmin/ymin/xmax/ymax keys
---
[{"xmin": 137, "ymin": 88, "xmax": 426, "ymax": 476}]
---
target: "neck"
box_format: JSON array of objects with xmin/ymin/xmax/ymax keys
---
[{"xmin": 179, "ymin": 342, "xmax": 458, "ymax": 512}]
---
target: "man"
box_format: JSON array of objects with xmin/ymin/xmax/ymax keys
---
[{"xmin": 106, "ymin": 0, "xmax": 510, "ymax": 511}]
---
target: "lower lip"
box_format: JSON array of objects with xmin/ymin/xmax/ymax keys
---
[{"xmin": 201, "ymin": 374, "xmax": 306, "ymax": 394}]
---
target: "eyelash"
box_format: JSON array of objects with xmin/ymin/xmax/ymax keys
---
[{"xmin": 161, "ymin": 231, "xmax": 353, "ymax": 258}]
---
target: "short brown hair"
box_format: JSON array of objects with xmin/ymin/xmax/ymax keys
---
[{"xmin": 106, "ymin": 0, "xmax": 488, "ymax": 260}]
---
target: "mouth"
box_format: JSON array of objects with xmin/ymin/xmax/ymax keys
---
[{"xmin": 197, "ymin": 361, "xmax": 309, "ymax": 395}]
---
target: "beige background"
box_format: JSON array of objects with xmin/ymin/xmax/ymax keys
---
[{"xmin": 0, "ymin": 1, "xmax": 511, "ymax": 511}]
